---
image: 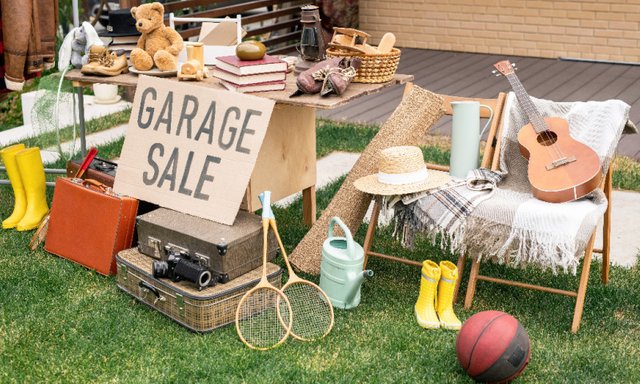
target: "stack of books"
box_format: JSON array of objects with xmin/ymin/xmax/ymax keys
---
[
  {"xmin": 213, "ymin": 55, "xmax": 287, "ymax": 93},
  {"xmin": 108, "ymin": 35, "xmax": 139, "ymax": 58}
]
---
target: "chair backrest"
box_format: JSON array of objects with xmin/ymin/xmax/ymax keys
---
[{"xmin": 163, "ymin": 0, "xmax": 305, "ymax": 54}]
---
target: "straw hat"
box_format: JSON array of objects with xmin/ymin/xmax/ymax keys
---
[{"xmin": 353, "ymin": 146, "xmax": 451, "ymax": 195}]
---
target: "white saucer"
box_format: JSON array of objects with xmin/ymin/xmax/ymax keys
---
[
  {"xmin": 93, "ymin": 95, "xmax": 122, "ymax": 105},
  {"xmin": 129, "ymin": 66, "xmax": 177, "ymax": 77}
]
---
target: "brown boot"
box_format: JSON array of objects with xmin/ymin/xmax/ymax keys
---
[
  {"xmin": 292, "ymin": 57, "xmax": 343, "ymax": 96},
  {"xmin": 321, "ymin": 58, "xmax": 362, "ymax": 96},
  {"xmin": 80, "ymin": 45, "xmax": 108, "ymax": 75},
  {"xmin": 92, "ymin": 50, "xmax": 129, "ymax": 76}
]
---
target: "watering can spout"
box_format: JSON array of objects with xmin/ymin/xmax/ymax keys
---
[{"xmin": 344, "ymin": 270, "xmax": 373, "ymax": 305}]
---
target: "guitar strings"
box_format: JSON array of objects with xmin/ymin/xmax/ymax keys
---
[
  {"xmin": 507, "ymin": 71, "xmax": 566, "ymax": 162},
  {"xmin": 508, "ymin": 70, "xmax": 565, "ymax": 161},
  {"xmin": 498, "ymin": 62, "xmax": 564, "ymax": 162}
]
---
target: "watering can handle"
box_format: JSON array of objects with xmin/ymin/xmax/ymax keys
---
[
  {"xmin": 258, "ymin": 191, "xmax": 274, "ymax": 219},
  {"xmin": 328, "ymin": 216, "xmax": 356, "ymax": 259}
]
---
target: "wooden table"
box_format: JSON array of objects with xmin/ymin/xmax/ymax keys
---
[{"xmin": 65, "ymin": 70, "xmax": 413, "ymax": 225}]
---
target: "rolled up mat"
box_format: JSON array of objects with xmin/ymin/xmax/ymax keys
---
[{"xmin": 289, "ymin": 85, "xmax": 444, "ymax": 274}]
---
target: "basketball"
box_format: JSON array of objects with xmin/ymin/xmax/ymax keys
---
[{"xmin": 456, "ymin": 311, "xmax": 531, "ymax": 383}]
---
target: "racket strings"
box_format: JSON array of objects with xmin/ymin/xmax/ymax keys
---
[
  {"xmin": 236, "ymin": 287, "xmax": 291, "ymax": 350},
  {"xmin": 282, "ymin": 282, "xmax": 333, "ymax": 341}
]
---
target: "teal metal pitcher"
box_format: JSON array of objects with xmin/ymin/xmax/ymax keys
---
[
  {"xmin": 449, "ymin": 101, "xmax": 494, "ymax": 179},
  {"xmin": 320, "ymin": 217, "xmax": 373, "ymax": 309}
]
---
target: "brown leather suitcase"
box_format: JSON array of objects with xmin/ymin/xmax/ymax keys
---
[
  {"xmin": 44, "ymin": 178, "xmax": 139, "ymax": 275},
  {"xmin": 136, "ymin": 208, "xmax": 277, "ymax": 284},
  {"xmin": 66, "ymin": 157, "xmax": 117, "ymax": 187}
]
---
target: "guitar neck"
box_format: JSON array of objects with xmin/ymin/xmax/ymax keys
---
[{"xmin": 504, "ymin": 73, "xmax": 547, "ymax": 133}]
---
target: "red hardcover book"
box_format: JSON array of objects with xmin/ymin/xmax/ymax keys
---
[
  {"xmin": 220, "ymin": 79, "xmax": 286, "ymax": 93},
  {"xmin": 215, "ymin": 55, "xmax": 288, "ymax": 75}
]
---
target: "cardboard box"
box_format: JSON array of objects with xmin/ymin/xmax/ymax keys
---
[{"xmin": 178, "ymin": 19, "xmax": 247, "ymax": 65}]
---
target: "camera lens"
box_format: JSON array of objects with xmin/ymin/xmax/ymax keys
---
[
  {"xmin": 152, "ymin": 260, "xmax": 169, "ymax": 278},
  {"xmin": 198, "ymin": 270, "xmax": 212, "ymax": 289}
]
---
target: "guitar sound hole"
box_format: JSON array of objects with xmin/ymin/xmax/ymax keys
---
[{"xmin": 536, "ymin": 130, "xmax": 558, "ymax": 146}]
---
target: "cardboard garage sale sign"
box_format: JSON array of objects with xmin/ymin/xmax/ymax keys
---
[{"xmin": 114, "ymin": 75, "xmax": 275, "ymax": 225}]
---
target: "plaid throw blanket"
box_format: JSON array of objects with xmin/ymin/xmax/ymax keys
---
[
  {"xmin": 394, "ymin": 92, "xmax": 636, "ymax": 273},
  {"xmin": 394, "ymin": 168, "xmax": 502, "ymax": 251}
]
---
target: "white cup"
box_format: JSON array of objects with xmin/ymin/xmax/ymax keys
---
[{"xmin": 92, "ymin": 83, "xmax": 118, "ymax": 102}]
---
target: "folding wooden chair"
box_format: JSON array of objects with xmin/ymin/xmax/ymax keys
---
[
  {"xmin": 461, "ymin": 168, "xmax": 612, "ymax": 333},
  {"xmin": 362, "ymin": 89, "xmax": 509, "ymax": 304},
  {"xmin": 362, "ymin": 88, "xmax": 612, "ymax": 334}
]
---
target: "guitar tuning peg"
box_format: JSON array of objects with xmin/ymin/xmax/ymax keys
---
[
  {"xmin": 511, "ymin": 63, "xmax": 516, "ymax": 67},
  {"xmin": 491, "ymin": 70, "xmax": 497, "ymax": 74}
]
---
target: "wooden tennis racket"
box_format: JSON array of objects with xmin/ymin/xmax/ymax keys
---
[
  {"xmin": 259, "ymin": 192, "xmax": 334, "ymax": 341},
  {"xmin": 235, "ymin": 191, "xmax": 292, "ymax": 350}
]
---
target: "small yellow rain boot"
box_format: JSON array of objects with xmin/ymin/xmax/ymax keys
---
[
  {"xmin": 415, "ymin": 260, "xmax": 441, "ymax": 329},
  {"xmin": 436, "ymin": 260, "xmax": 462, "ymax": 330},
  {"xmin": 15, "ymin": 147, "xmax": 49, "ymax": 231},
  {"xmin": 0, "ymin": 143, "xmax": 27, "ymax": 228}
]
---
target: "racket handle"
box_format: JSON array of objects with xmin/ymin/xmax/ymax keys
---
[{"xmin": 258, "ymin": 191, "xmax": 274, "ymax": 219}]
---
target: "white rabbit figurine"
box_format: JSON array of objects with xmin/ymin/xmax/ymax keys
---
[{"xmin": 58, "ymin": 21, "xmax": 104, "ymax": 71}]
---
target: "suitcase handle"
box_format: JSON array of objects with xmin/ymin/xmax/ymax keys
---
[
  {"xmin": 139, "ymin": 281, "xmax": 160, "ymax": 298},
  {"xmin": 82, "ymin": 178, "xmax": 108, "ymax": 192}
]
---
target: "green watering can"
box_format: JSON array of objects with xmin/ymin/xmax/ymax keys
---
[{"xmin": 320, "ymin": 217, "xmax": 373, "ymax": 309}]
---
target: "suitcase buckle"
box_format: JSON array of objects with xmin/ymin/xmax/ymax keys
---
[
  {"xmin": 148, "ymin": 237, "xmax": 162, "ymax": 259},
  {"xmin": 176, "ymin": 294, "xmax": 185, "ymax": 317}
]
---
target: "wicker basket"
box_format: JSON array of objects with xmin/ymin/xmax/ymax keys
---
[
  {"xmin": 325, "ymin": 47, "xmax": 401, "ymax": 83},
  {"xmin": 116, "ymin": 248, "xmax": 283, "ymax": 333}
]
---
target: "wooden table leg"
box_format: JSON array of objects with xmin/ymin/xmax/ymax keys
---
[
  {"xmin": 75, "ymin": 86, "xmax": 87, "ymax": 157},
  {"xmin": 303, "ymin": 185, "xmax": 317, "ymax": 226}
]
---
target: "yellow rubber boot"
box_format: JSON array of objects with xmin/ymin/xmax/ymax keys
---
[
  {"xmin": 0, "ymin": 144, "xmax": 27, "ymax": 228},
  {"xmin": 436, "ymin": 261, "xmax": 462, "ymax": 330},
  {"xmin": 15, "ymin": 147, "xmax": 49, "ymax": 231},
  {"xmin": 415, "ymin": 260, "xmax": 441, "ymax": 329}
]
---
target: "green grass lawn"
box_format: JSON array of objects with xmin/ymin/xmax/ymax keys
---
[{"xmin": 1, "ymin": 118, "xmax": 640, "ymax": 383}]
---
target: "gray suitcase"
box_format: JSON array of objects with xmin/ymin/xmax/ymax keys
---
[{"xmin": 136, "ymin": 208, "xmax": 277, "ymax": 284}]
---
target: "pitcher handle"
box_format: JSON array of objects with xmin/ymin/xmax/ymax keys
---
[
  {"xmin": 479, "ymin": 104, "xmax": 494, "ymax": 138},
  {"xmin": 328, "ymin": 216, "xmax": 356, "ymax": 258}
]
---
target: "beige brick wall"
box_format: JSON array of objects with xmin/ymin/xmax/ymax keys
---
[{"xmin": 360, "ymin": 0, "xmax": 640, "ymax": 62}]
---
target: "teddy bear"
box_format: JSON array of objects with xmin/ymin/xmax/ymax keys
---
[{"xmin": 129, "ymin": 2, "xmax": 183, "ymax": 71}]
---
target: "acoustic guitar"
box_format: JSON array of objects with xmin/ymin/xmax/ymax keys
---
[{"xmin": 493, "ymin": 60, "xmax": 602, "ymax": 203}]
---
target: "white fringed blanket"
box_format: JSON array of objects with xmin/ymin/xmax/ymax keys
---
[{"xmin": 394, "ymin": 93, "xmax": 635, "ymax": 273}]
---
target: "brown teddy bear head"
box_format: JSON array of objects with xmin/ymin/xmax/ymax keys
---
[{"xmin": 131, "ymin": 2, "xmax": 164, "ymax": 34}]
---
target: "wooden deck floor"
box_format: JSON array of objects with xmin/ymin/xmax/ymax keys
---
[{"xmin": 318, "ymin": 48, "xmax": 640, "ymax": 159}]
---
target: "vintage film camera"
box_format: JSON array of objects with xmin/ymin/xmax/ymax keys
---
[{"xmin": 152, "ymin": 246, "xmax": 227, "ymax": 290}]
